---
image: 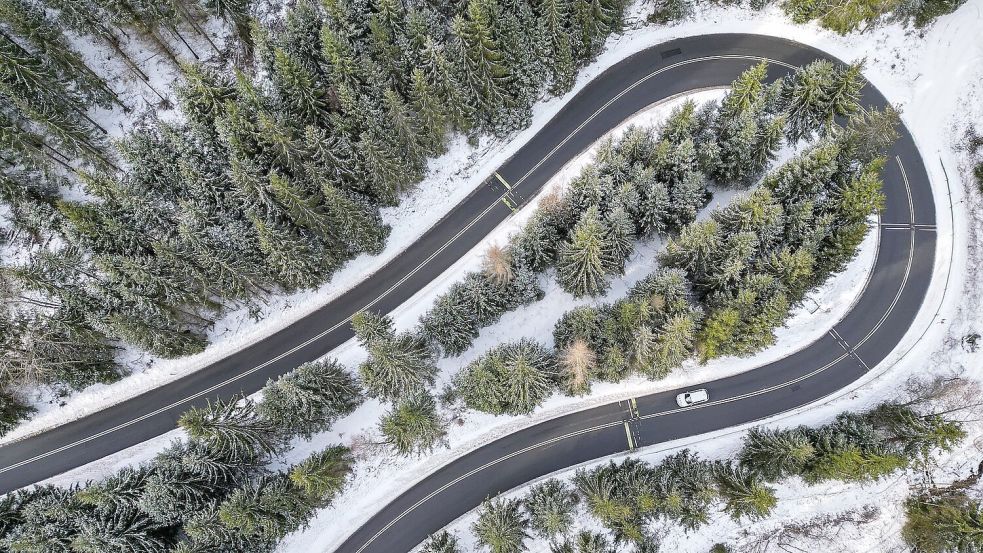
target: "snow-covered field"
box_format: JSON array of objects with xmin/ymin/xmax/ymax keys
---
[{"xmin": 16, "ymin": 0, "xmax": 983, "ymax": 550}]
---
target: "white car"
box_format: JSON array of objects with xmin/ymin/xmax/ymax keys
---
[{"xmin": 676, "ymin": 388, "xmax": 709, "ymax": 407}]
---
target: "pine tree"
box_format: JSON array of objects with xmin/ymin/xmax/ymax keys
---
[
  {"xmin": 557, "ymin": 206, "xmax": 614, "ymax": 298},
  {"xmin": 418, "ymin": 36, "xmax": 474, "ymax": 133},
  {"xmin": 570, "ymin": 0, "xmax": 610, "ymax": 62},
  {"xmin": 451, "ymin": 0, "xmax": 511, "ymax": 131},
  {"xmin": 318, "ymin": 181, "xmax": 390, "ymax": 256},
  {"xmin": 605, "ymin": 204, "xmax": 635, "ymax": 272},
  {"xmin": 0, "ymin": 388, "xmax": 33, "ymax": 436},
  {"xmin": 422, "ymin": 530, "xmax": 462, "ymax": 553},
  {"xmin": 258, "ymin": 359, "xmax": 363, "ymax": 439},
  {"xmin": 903, "ymin": 489, "xmax": 983, "ymax": 553},
  {"xmin": 252, "ymin": 216, "xmax": 333, "ymax": 291},
  {"xmin": 217, "ymin": 474, "xmax": 315, "ymax": 546},
  {"xmin": 270, "ymin": 47, "xmax": 330, "ymax": 126},
  {"xmin": 178, "ymin": 396, "xmax": 281, "ymax": 458},
  {"xmin": 357, "ymin": 321, "xmax": 437, "ymax": 401},
  {"xmin": 455, "ymin": 339, "xmax": 558, "ymax": 415},
  {"xmin": 409, "ymin": 67, "xmax": 449, "ymax": 153},
  {"xmin": 379, "ymin": 392, "xmax": 447, "ymax": 455},
  {"xmin": 538, "ymin": 0, "xmax": 576, "ymax": 94},
  {"xmin": 76, "ymin": 467, "xmax": 150, "ymax": 513},
  {"xmin": 713, "ymin": 461, "xmax": 777, "ymax": 521},
  {"xmin": 421, "ymin": 289, "xmax": 482, "ymax": 356},
  {"xmin": 553, "ymin": 530, "xmax": 616, "ymax": 553},
  {"xmin": 69, "ymin": 507, "xmax": 167, "ymax": 553},
  {"xmin": 865, "ymin": 402, "xmax": 965, "ymax": 459},
  {"xmin": 658, "ymin": 450, "xmax": 717, "ymax": 530},
  {"xmin": 288, "ymin": 445, "xmax": 354, "ymax": 505},
  {"xmin": 738, "ymin": 427, "xmax": 815, "ymax": 482},
  {"xmin": 524, "ymin": 478, "xmax": 579, "ymax": 540},
  {"xmin": 473, "ymin": 496, "xmax": 529, "ymax": 553}
]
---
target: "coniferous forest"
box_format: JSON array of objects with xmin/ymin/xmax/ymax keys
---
[{"xmin": 0, "ymin": 0, "xmax": 627, "ymax": 431}]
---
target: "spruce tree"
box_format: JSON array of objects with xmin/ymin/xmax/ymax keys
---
[
  {"xmin": 353, "ymin": 310, "xmax": 437, "ymax": 401},
  {"xmin": 557, "ymin": 206, "xmax": 614, "ymax": 298},
  {"xmin": 258, "ymin": 359, "xmax": 363, "ymax": 439},
  {"xmin": 903, "ymin": 489, "xmax": 983, "ymax": 553},
  {"xmin": 713, "ymin": 461, "xmax": 777, "ymax": 521},
  {"xmin": 178, "ymin": 396, "xmax": 281, "ymax": 459},
  {"xmin": 378, "ymin": 392, "xmax": 447, "ymax": 455},
  {"xmin": 524, "ymin": 478, "xmax": 579, "ymax": 540},
  {"xmin": 422, "ymin": 530, "xmax": 462, "ymax": 553},
  {"xmin": 451, "ymin": 0, "xmax": 510, "ymax": 131},
  {"xmin": 69, "ymin": 508, "xmax": 167, "ymax": 553},
  {"xmin": 473, "ymin": 496, "xmax": 529, "ymax": 553},
  {"xmin": 738, "ymin": 427, "xmax": 815, "ymax": 482},
  {"xmin": 455, "ymin": 339, "xmax": 558, "ymax": 415},
  {"xmin": 217, "ymin": 474, "xmax": 315, "ymax": 547},
  {"xmin": 288, "ymin": 445, "xmax": 355, "ymax": 505}
]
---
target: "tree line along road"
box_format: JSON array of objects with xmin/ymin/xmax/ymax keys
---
[{"xmin": 0, "ymin": 35, "xmax": 936, "ymax": 553}]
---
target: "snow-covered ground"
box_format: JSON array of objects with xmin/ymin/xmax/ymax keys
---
[{"xmin": 18, "ymin": 0, "xmax": 983, "ymax": 550}]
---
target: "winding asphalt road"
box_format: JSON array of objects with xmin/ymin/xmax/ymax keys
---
[
  {"xmin": 333, "ymin": 36, "xmax": 937, "ymax": 553},
  {"xmin": 0, "ymin": 34, "xmax": 936, "ymax": 553}
]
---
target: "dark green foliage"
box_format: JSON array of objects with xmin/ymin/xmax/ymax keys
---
[
  {"xmin": 712, "ymin": 461, "xmax": 777, "ymax": 521},
  {"xmin": 454, "ymin": 338, "xmax": 559, "ymax": 415},
  {"xmin": 258, "ymin": 359, "xmax": 363, "ymax": 439},
  {"xmin": 524, "ymin": 478, "xmax": 580, "ymax": 540},
  {"xmin": 1, "ymin": 0, "xmax": 628, "ymax": 399},
  {"xmin": 739, "ymin": 402, "xmax": 964, "ymax": 487},
  {"xmin": 379, "ymin": 392, "xmax": 447, "ymax": 455},
  {"xmin": 783, "ymin": 0, "xmax": 965, "ymax": 33},
  {"xmin": 421, "ymin": 259, "xmax": 543, "ymax": 357},
  {"xmin": 353, "ymin": 311, "xmax": 438, "ymax": 401},
  {"xmin": 551, "ymin": 268, "xmax": 699, "ymax": 385},
  {"xmin": 649, "ymin": 0, "xmax": 692, "ymax": 23},
  {"xmin": 473, "ymin": 496, "xmax": 529, "ymax": 553},
  {"xmin": 288, "ymin": 445, "xmax": 354, "ymax": 505},
  {"xmin": 903, "ymin": 487, "xmax": 983, "ymax": 553},
  {"xmin": 738, "ymin": 426, "xmax": 815, "ymax": 481},
  {"xmin": 178, "ymin": 396, "xmax": 281, "ymax": 459},
  {"xmin": 553, "ymin": 531, "xmax": 615, "ymax": 552},
  {"xmin": 574, "ymin": 453, "xmax": 717, "ymax": 543},
  {"xmin": 422, "ymin": 530, "xmax": 462, "ymax": 553},
  {"xmin": 0, "ymin": 388, "xmax": 33, "ymax": 436},
  {"xmin": 215, "ymin": 473, "xmax": 316, "ymax": 547}
]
